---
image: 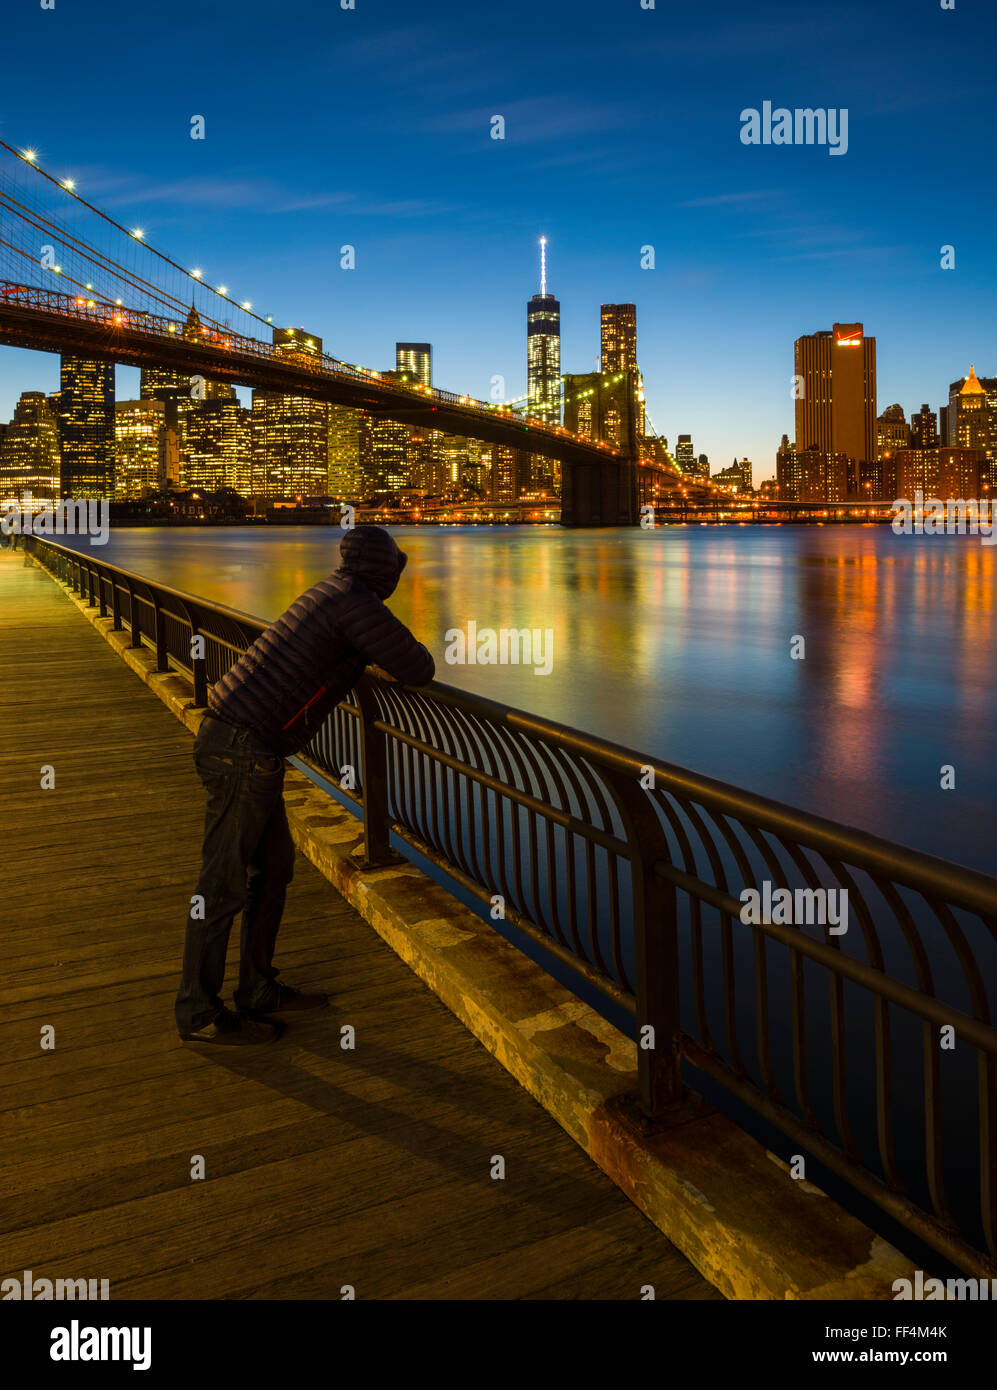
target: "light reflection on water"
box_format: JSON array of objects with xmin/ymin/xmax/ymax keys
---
[{"xmin": 59, "ymin": 524, "xmax": 997, "ymax": 873}]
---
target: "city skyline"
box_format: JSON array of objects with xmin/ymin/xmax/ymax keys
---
[{"xmin": 1, "ymin": 0, "xmax": 995, "ymax": 480}]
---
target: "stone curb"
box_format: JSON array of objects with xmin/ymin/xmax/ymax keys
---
[{"xmin": 38, "ymin": 563, "xmax": 919, "ymax": 1300}]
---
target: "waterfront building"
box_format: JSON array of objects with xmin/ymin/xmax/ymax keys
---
[
  {"xmin": 600, "ymin": 302, "xmax": 645, "ymax": 437},
  {"xmin": 777, "ymin": 447, "xmax": 850, "ymax": 502},
  {"xmin": 250, "ymin": 327, "xmax": 329, "ymax": 498},
  {"xmin": 889, "ymin": 446, "xmax": 986, "ymax": 500},
  {"xmin": 954, "ymin": 365, "xmax": 991, "ymax": 456},
  {"xmin": 910, "ymin": 403, "xmax": 938, "ymax": 449},
  {"xmin": 711, "ymin": 457, "xmax": 754, "ymax": 494},
  {"xmin": 58, "ymin": 354, "xmax": 115, "ymax": 497},
  {"xmin": 0, "ymin": 391, "xmax": 61, "ymax": 500},
  {"xmin": 114, "ymin": 399, "xmax": 168, "ymax": 499},
  {"xmin": 676, "ymin": 434, "xmax": 694, "ymax": 474},
  {"xmin": 877, "ymin": 403, "xmax": 910, "ymax": 458},
  {"xmin": 794, "ymin": 323, "xmax": 876, "ymax": 470},
  {"xmin": 328, "ymin": 405, "xmax": 361, "ymax": 498},
  {"xmin": 185, "ymin": 398, "xmax": 252, "ymax": 493}
]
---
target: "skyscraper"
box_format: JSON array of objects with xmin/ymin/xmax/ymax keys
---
[
  {"xmin": 395, "ymin": 343, "xmax": 432, "ymax": 387},
  {"xmin": 114, "ymin": 399, "xmax": 167, "ymax": 499},
  {"xmin": 185, "ymin": 398, "xmax": 252, "ymax": 493},
  {"xmin": 600, "ymin": 304, "xmax": 637, "ymax": 374},
  {"xmin": 0, "ymin": 392, "xmax": 61, "ymax": 499},
  {"xmin": 794, "ymin": 323, "xmax": 876, "ymax": 469},
  {"xmin": 676, "ymin": 434, "xmax": 694, "ymax": 473},
  {"xmin": 328, "ymin": 406, "xmax": 361, "ymax": 498},
  {"xmin": 251, "ymin": 328, "xmax": 329, "ymax": 497},
  {"xmin": 910, "ymin": 404, "xmax": 938, "ymax": 449},
  {"xmin": 58, "ymin": 355, "xmax": 115, "ymax": 496},
  {"xmin": 876, "ymin": 404, "xmax": 910, "ymax": 458},
  {"xmin": 954, "ymin": 364, "xmax": 991, "ymax": 455},
  {"xmin": 600, "ymin": 303, "xmax": 645, "ymax": 437},
  {"xmin": 526, "ymin": 237, "xmax": 561, "ymax": 425}
]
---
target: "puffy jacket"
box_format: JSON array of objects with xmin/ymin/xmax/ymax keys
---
[{"xmin": 208, "ymin": 526, "xmax": 435, "ymax": 756}]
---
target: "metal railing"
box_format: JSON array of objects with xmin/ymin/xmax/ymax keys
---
[{"xmin": 26, "ymin": 535, "xmax": 997, "ymax": 1278}]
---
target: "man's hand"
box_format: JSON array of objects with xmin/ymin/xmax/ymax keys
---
[{"xmin": 368, "ymin": 665, "xmax": 398, "ymax": 683}]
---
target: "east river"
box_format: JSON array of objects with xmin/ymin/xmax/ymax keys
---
[{"xmin": 57, "ymin": 523, "xmax": 996, "ymax": 874}]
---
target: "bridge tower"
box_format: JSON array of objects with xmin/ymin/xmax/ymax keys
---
[{"xmin": 559, "ymin": 369, "xmax": 640, "ymax": 526}]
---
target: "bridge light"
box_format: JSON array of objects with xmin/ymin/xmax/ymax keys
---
[
  {"xmin": 53, "ymin": 265, "xmax": 62, "ymax": 273},
  {"xmin": 266, "ymin": 315, "xmax": 273, "ymax": 323},
  {"xmin": 191, "ymin": 268, "xmax": 202, "ymax": 279},
  {"xmin": 63, "ymin": 179, "xmax": 76, "ymax": 191},
  {"xmin": 85, "ymin": 283, "xmax": 93, "ymax": 290},
  {"xmin": 218, "ymin": 285, "xmax": 228, "ymax": 295},
  {"xmin": 115, "ymin": 298, "xmax": 123, "ymax": 305},
  {"xmin": 168, "ymin": 323, "xmax": 177, "ymax": 332},
  {"xmin": 24, "ymin": 149, "xmax": 37, "ymax": 162},
  {"xmin": 132, "ymin": 229, "xmax": 144, "ymax": 240},
  {"xmin": 243, "ymin": 302, "xmax": 253, "ymax": 311}
]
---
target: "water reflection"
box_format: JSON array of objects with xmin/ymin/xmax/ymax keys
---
[{"xmin": 58, "ymin": 524, "xmax": 997, "ymax": 873}]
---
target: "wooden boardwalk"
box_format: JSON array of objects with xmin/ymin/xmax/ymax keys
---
[{"xmin": 0, "ymin": 548, "xmax": 720, "ymax": 1301}]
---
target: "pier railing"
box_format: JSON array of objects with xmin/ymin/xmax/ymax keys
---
[{"xmin": 28, "ymin": 535, "xmax": 997, "ymax": 1278}]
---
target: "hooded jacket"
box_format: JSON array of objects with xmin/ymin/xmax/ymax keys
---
[{"xmin": 207, "ymin": 526, "xmax": 435, "ymax": 756}]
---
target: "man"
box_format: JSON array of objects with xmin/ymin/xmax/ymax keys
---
[{"xmin": 175, "ymin": 525, "xmax": 435, "ymax": 1045}]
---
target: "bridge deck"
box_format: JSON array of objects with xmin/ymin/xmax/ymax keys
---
[{"xmin": 0, "ymin": 548, "xmax": 719, "ymax": 1301}]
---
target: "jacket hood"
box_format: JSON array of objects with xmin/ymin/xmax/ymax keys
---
[{"xmin": 335, "ymin": 525, "xmax": 408, "ymax": 599}]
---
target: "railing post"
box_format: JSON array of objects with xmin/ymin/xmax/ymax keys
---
[
  {"xmin": 111, "ymin": 580, "xmax": 122, "ymax": 631},
  {"xmin": 97, "ymin": 573, "xmax": 107, "ymax": 618},
  {"xmin": 192, "ymin": 632, "xmax": 208, "ymax": 707},
  {"xmin": 354, "ymin": 675, "xmax": 397, "ymax": 869},
  {"xmin": 86, "ymin": 566, "xmax": 96, "ymax": 608},
  {"xmin": 127, "ymin": 583, "xmax": 142, "ymax": 648},
  {"xmin": 603, "ymin": 768, "xmax": 683, "ymax": 1120},
  {"xmin": 153, "ymin": 599, "xmax": 169, "ymax": 672}
]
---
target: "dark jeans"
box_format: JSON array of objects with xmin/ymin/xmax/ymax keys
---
[{"xmin": 175, "ymin": 714, "xmax": 295, "ymax": 1034}]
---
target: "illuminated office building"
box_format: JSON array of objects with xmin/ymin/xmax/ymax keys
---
[
  {"xmin": 953, "ymin": 365, "xmax": 992, "ymax": 455},
  {"xmin": 395, "ymin": 342, "xmax": 432, "ymax": 387},
  {"xmin": 876, "ymin": 404, "xmax": 910, "ymax": 458},
  {"xmin": 526, "ymin": 237, "xmax": 561, "ymax": 426},
  {"xmin": 676, "ymin": 434, "xmax": 694, "ymax": 473},
  {"xmin": 114, "ymin": 399, "xmax": 168, "ymax": 499},
  {"xmin": 185, "ymin": 399, "xmax": 252, "ymax": 493},
  {"xmin": 600, "ymin": 303, "xmax": 645, "ymax": 436},
  {"xmin": 58, "ymin": 355, "xmax": 115, "ymax": 497},
  {"xmin": 794, "ymin": 323, "xmax": 876, "ymax": 467},
  {"xmin": 250, "ymin": 327, "xmax": 329, "ymax": 498},
  {"xmin": 910, "ymin": 403, "xmax": 938, "ymax": 448},
  {"xmin": 328, "ymin": 406, "xmax": 361, "ymax": 498},
  {"xmin": 0, "ymin": 392, "xmax": 61, "ymax": 500},
  {"xmin": 600, "ymin": 303, "xmax": 637, "ymax": 374}
]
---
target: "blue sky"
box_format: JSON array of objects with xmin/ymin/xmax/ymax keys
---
[{"xmin": 2, "ymin": 0, "xmax": 995, "ymax": 483}]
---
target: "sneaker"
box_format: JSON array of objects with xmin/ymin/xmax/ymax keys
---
[
  {"xmin": 180, "ymin": 1006, "xmax": 282, "ymax": 1045},
  {"xmin": 239, "ymin": 983, "xmax": 329, "ymax": 1018}
]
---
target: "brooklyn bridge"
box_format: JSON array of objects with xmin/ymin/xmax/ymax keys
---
[{"xmin": 0, "ymin": 138, "xmax": 707, "ymax": 525}]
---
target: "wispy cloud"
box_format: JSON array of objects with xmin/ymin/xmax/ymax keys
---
[
  {"xmin": 422, "ymin": 95, "xmax": 636, "ymax": 145},
  {"xmin": 679, "ymin": 190, "xmax": 779, "ymax": 208}
]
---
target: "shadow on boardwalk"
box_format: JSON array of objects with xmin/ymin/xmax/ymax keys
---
[{"xmin": 0, "ymin": 550, "xmax": 720, "ymax": 1300}]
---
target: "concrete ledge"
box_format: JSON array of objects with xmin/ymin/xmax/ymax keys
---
[{"xmin": 38, "ymin": 562, "xmax": 919, "ymax": 1300}]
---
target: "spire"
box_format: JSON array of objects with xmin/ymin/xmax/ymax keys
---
[
  {"xmin": 539, "ymin": 236, "xmax": 547, "ymax": 297},
  {"xmin": 960, "ymin": 363, "xmax": 985, "ymax": 395}
]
